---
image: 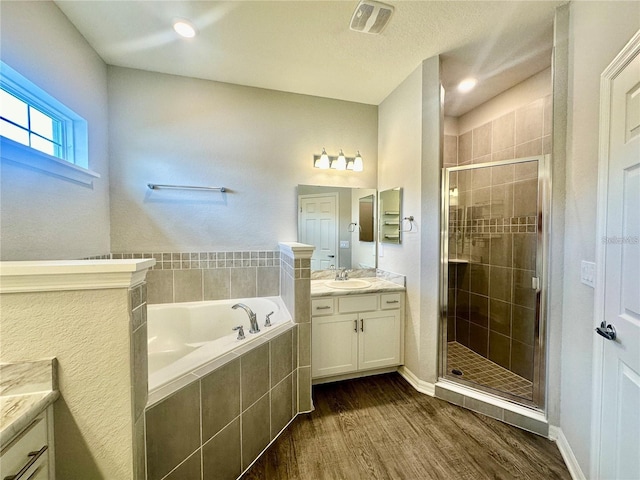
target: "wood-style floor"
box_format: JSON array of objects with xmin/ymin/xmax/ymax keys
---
[{"xmin": 242, "ymin": 373, "xmax": 570, "ymax": 480}]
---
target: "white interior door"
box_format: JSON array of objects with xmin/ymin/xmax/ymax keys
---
[
  {"xmin": 594, "ymin": 31, "xmax": 640, "ymax": 480},
  {"xmin": 298, "ymin": 194, "xmax": 338, "ymax": 270}
]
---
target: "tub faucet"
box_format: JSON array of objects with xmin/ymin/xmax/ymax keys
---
[{"xmin": 232, "ymin": 303, "xmax": 260, "ymax": 333}]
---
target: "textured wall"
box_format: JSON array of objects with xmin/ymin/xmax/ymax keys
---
[
  {"xmin": 378, "ymin": 65, "xmax": 423, "ymax": 378},
  {"xmin": 0, "ymin": 1, "xmax": 111, "ymax": 260},
  {"xmin": 561, "ymin": 2, "xmax": 640, "ymax": 473},
  {"xmin": 107, "ymin": 66, "xmax": 378, "ymax": 253},
  {"xmin": 0, "ymin": 289, "xmax": 135, "ymax": 479}
]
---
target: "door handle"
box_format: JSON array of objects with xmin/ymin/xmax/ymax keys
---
[
  {"xmin": 360, "ymin": 318, "xmax": 364, "ymax": 332},
  {"xmin": 328, "ymin": 255, "xmax": 335, "ymax": 258},
  {"xmin": 595, "ymin": 321, "xmax": 616, "ymax": 341}
]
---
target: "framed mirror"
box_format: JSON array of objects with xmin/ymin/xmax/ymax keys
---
[
  {"xmin": 379, "ymin": 187, "xmax": 402, "ymax": 244},
  {"xmin": 297, "ymin": 185, "xmax": 377, "ymax": 271}
]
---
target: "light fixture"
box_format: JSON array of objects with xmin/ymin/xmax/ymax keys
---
[
  {"xmin": 352, "ymin": 151, "xmax": 364, "ymax": 172},
  {"xmin": 314, "ymin": 147, "xmax": 331, "ymax": 169},
  {"xmin": 457, "ymin": 78, "xmax": 477, "ymax": 93},
  {"xmin": 313, "ymin": 149, "xmax": 363, "ymax": 172},
  {"xmin": 173, "ymin": 19, "xmax": 197, "ymax": 38},
  {"xmin": 335, "ymin": 149, "xmax": 347, "ymax": 170}
]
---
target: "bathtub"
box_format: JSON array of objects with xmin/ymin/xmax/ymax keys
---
[{"xmin": 147, "ymin": 296, "xmax": 292, "ymax": 392}]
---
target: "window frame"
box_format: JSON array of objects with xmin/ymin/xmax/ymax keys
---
[{"xmin": 0, "ymin": 62, "xmax": 99, "ymax": 185}]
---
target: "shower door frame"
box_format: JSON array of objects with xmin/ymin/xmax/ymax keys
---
[{"xmin": 439, "ymin": 155, "xmax": 551, "ymax": 411}]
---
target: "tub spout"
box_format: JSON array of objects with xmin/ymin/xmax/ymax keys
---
[{"xmin": 232, "ymin": 303, "xmax": 260, "ymax": 333}]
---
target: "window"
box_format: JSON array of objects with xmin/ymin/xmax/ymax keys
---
[{"xmin": 0, "ymin": 62, "xmax": 98, "ymax": 184}]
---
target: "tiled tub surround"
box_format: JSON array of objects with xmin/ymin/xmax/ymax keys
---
[
  {"xmin": 116, "ymin": 251, "xmax": 282, "ymax": 305},
  {"xmin": 147, "ymin": 296, "xmax": 292, "ymax": 391},
  {"xmin": 144, "ymin": 324, "xmax": 298, "ymax": 480}
]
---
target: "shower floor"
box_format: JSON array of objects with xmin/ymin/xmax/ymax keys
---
[{"xmin": 447, "ymin": 342, "xmax": 533, "ymax": 400}]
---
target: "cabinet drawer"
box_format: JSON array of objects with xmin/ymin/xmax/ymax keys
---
[
  {"xmin": 312, "ymin": 298, "xmax": 335, "ymax": 316},
  {"xmin": 1, "ymin": 414, "xmax": 49, "ymax": 480},
  {"xmin": 338, "ymin": 295, "xmax": 378, "ymax": 313},
  {"xmin": 380, "ymin": 293, "xmax": 402, "ymax": 310}
]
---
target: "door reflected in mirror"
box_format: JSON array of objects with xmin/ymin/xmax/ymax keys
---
[
  {"xmin": 297, "ymin": 185, "xmax": 377, "ymax": 271},
  {"xmin": 379, "ymin": 187, "xmax": 402, "ymax": 244}
]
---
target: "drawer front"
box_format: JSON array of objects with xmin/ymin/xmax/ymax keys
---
[
  {"xmin": 338, "ymin": 294, "xmax": 378, "ymax": 313},
  {"xmin": 312, "ymin": 297, "xmax": 335, "ymax": 316},
  {"xmin": 380, "ymin": 293, "xmax": 402, "ymax": 310},
  {"xmin": 1, "ymin": 414, "xmax": 49, "ymax": 480}
]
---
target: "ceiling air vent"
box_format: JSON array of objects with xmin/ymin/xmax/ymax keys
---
[{"xmin": 349, "ymin": 0, "xmax": 394, "ymax": 35}]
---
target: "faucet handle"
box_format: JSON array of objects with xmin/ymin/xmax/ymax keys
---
[
  {"xmin": 265, "ymin": 311, "xmax": 274, "ymax": 327},
  {"xmin": 232, "ymin": 325, "xmax": 245, "ymax": 340}
]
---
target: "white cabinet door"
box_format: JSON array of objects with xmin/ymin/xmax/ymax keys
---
[
  {"xmin": 358, "ymin": 310, "xmax": 401, "ymax": 371},
  {"xmin": 312, "ymin": 313, "xmax": 358, "ymax": 378}
]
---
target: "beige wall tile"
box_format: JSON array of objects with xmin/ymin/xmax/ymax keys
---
[
  {"xmin": 515, "ymin": 139, "xmax": 542, "ymax": 158},
  {"xmin": 444, "ymin": 135, "xmax": 458, "ymax": 166},
  {"xmin": 458, "ymin": 130, "xmax": 472, "ymax": 164},
  {"xmin": 492, "ymin": 147, "xmax": 515, "ymax": 162},
  {"xmin": 146, "ymin": 269, "xmax": 173, "ymax": 304},
  {"xmin": 492, "ymin": 111, "xmax": 515, "ymax": 152},
  {"xmin": 203, "ymin": 268, "xmax": 230, "ymax": 300},
  {"xmin": 257, "ymin": 266, "xmax": 280, "ymax": 297},
  {"xmin": 515, "ymin": 99, "xmax": 543, "ymax": 145},
  {"xmin": 174, "ymin": 269, "xmax": 203, "ymax": 303},
  {"xmin": 230, "ymin": 267, "xmax": 257, "ymax": 298},
  {"xmin": 472, "ymin": 122, "xmax": 492, "ymax": 159}
]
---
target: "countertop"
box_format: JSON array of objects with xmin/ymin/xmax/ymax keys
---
[
  {"xmin": 1, "ymin": 359, "xmax": 58, "ymax": 448},
  {"xmin": 311, "ymin": 277, "xmax": 405, "ymax": 297}
]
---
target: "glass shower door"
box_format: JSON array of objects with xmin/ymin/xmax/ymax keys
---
[{"xmin": 442, "ymin": 156, "xmax": 546, "ymax": 407}]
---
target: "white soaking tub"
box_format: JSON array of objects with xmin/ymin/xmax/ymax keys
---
[{"xmin": 147, "ymin": 296, "xmax": 291, "ymax": 392}]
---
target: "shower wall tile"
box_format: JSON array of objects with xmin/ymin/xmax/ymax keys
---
[
  {"xmin": 472, "ymin": 122, "xmax": 492, "ymax": 159},
  {"xmin": 492, "ymin": 147, "xmax": 516, "ymax": 162},
  {"xmin": 174, "ymin": 269, "xmax": 203, "ymax": 303},
  {"xmin": 444, "ymin": 135, "xmax": 458, "ymax": 167},
  {"xmin": 513, "ymin": 234, "xmax": 536, "ymax": 270},
  {"xmin": 492, "ymin": 111, "xmax": 516, "ymax": 151},
  {"xmin": 472, "ymin": 154, "xmax": 492, "ymax": 166},
  {"xmin": 489, "ymin": 266, "xmax": 512, "ymax": 303},
  {"xmin": 469, "ymin": 293, "xmax": 488, "ymax": 328},
  {"xmin": 489, "ymin": 299, "xmax": 511, "ymax": 336},
  {"xmin": 515, "ymin": 161, "xmax": 538, "ymax": 180},
  {"xmin": 512, "ymin": 305, "xmax": 535, "ymax": 346},
  {"xmin": 488, "ymin": 331, "xmax": 511, "ymax": 369},
  {"xmin": 456, "ymin": 318, "xmax": 470, "ymax": 347},
  {"xmin": 471, "ymin": 166, "xmax": 492, "ymax": 189},
  {"xmin": 469, "ymin": 264, "xmax": 489, "ymax": 296},
  {"xmin": 489, "ymin": 234, "xmax": 513, "ymax": 267},
  {"xmin": 515, "ymin": 139, "xmax": 543, "ymax": 158},
  {"xmin": 512, "ymin": 269, "xmax": 536, "ymax": 309},
  {"xmin": 515, "ymin": 99, "xmax": 543, "ymax": 145},
  {"xmin": 491, "ymin": 164, "xmax": 515, "ymax": 186},
  {"xmin": 469, "ymin": 323, "xmax": 488, "ymax": 357},
  {"xmin": 511, "ymin": 340, "xmax": 534, "ymax": 381},
  {"xmin": 513, "ymin": 179, "xmax": 538, "ymax": 217},
  {"xmin": 458, "ymin": 130, "xmax": 472, "ymax": 164}
]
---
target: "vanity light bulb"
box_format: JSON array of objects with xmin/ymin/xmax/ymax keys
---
[
  {"xmin": 353, "ymin": 152, "xmax": 363, "ymax": 172},
  {"xmin": 335, "ymin": 150, "xmax": 347, "ymax": 170},
  {"xmin": 317, "ymin": 148, "xmax": 330, "ymax": 169}
]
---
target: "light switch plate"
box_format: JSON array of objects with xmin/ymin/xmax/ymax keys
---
[
  {"xmin": 581, "ymin": 261, "xmax": 596, "ymax": 288},
  {"xmin": 340, "ymin": 240, "xmax": 349, "ymax": 249}
]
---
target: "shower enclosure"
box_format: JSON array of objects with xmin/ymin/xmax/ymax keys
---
[{"xmin": 440, "ymin": 155, "xmax": 548, "ymax": 408}]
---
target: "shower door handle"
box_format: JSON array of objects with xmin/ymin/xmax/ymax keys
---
[{"xmin": 531, "ymin": 276, "xmax": 540, "ymax": 292}]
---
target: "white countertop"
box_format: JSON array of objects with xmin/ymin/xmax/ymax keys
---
[
  {"xmin": 311, "ymin": 277, "xmax": 405, "ymax": 297},
  {"xmin": 0, "ymin": 359, "xmax": 58, "ymax": 448}
]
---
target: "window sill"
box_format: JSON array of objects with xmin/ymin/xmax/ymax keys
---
[{"xmin": 1, "ymin": 137, "xmax": 100, "ymax": 186}]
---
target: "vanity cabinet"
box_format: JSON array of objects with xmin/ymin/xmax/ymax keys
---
[
  {"xmin": 312, "ymin": 292, "xmax": 404, "ymax": 379},
  {"xmin": 1, "ymin": 406, "xmax": 54, "ymax": 480}
]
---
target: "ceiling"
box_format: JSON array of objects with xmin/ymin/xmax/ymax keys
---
[{"xmin": 55, "ymin": 1, "xmax": 564, "ymax": 117}]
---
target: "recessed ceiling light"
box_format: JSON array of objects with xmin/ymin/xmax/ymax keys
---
[
  {"xmin": 173, "ymin": 19, "xmax": 197, "ymax": 38},
  {"xmin": 457, "ymin": 78, "xmax": 477, "ymax": 93}
]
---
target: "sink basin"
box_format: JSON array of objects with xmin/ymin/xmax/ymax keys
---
[{"xmin": 324, "ymin": 279, "xmax": 371, "ymax": 290}]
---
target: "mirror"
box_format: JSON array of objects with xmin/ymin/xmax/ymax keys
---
[
  {"xmin": 359, "ymin": 194, "xmax": 375, "ymax": 242},
  {"xmin": 298, "ymin": 185, "xmax": 377, "ymax": 271},
  {"xmin": 379, "ymin": 187, "xmax": 402, "ymax": 244}
]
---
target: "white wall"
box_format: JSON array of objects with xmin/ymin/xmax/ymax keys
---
[
  {"xmin": 561, "ymin": 2, "xmax": 639, "ymax": 473},
  {"xmin": 378, "ymin": 65, "xmax": 424, "ymax": 375},
  {"xmin": 0, "ymin": 1, "xmax": 111, "ymax": 260},
  {"xmin": 108, "ymin": 67, "xmax": 377, "ymax": 253}
]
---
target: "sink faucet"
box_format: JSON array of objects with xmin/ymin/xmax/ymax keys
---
[
  {"xmin": 232, "ymin": 303, "xmax": 260, "ymax": 333},
  {"xmin": 335, "ymin": 268, "xmax": 350, "ymax": 281}
]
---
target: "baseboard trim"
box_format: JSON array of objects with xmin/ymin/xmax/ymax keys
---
[
  {"xmin": 397, "ymin": 365, "xmax": 435, "ymax": 396},
  {"xmin": 548, "ymin": 426, "xmax": 587, "ymax": 480}
]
